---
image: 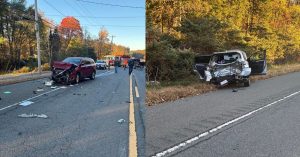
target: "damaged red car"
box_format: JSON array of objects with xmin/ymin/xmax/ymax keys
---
[{"xmin": 51, "ymin": 57, "xmax": 96, "ymax": 84}]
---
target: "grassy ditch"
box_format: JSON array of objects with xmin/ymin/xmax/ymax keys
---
[{"xmin": 146, "ymin": 63, "xmax": 300, "ymax": 106}]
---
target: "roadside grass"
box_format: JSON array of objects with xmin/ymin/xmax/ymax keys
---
[
  {"xmin": 0, "ymin": 63, "xmax": 51, "ymax": 76},
  {"xmin": 146, "ymin": 63, "xmax": 300, "ymax": 106}
]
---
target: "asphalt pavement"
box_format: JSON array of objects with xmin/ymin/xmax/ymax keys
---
[
  {"xmin": 146, "ymin": 72, "xmax": 300, "ymax": 157},
  {"xmin": 0, "ymin": 67, "xmax": 145, "ymax": 157}
]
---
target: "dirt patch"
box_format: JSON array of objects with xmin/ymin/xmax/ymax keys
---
[
  {"xmin": 146, "ymin": 83, "xmax": 216, "ymax": 106},
  {"xmin": 146, "ymin": 63, "xmax": 300, "ymax": 106}
]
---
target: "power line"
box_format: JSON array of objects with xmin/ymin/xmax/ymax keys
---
[
  {"xmin": 75, "ymin": 0, "xmax": 145, "ymax": 9},
  {"xmin": 63, "ymin": 0, "xmax": 93, "ymax": 26},
  {"xmin": 45, "ymin": 14, "xmax": 144, "ymax": 19},
  {"xmin": 81, "ymin": 24, "xmax": 144, "ymax": 28},
  {"xmin": 44, "ymin": 0, "xmax": 65, "ymax": 16}
]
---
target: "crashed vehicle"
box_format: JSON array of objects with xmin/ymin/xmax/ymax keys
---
[
  {"xmin": 52, "ymin": 57, "xmax": 96, "ymax": 84},
  {"xmin": 194, "ymin": 49, "xmax": 267, "ymax": 87}
]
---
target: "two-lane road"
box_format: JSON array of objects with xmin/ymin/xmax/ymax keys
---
[
  {"xmin": 0, "ymin": 68, "xmax": 145, "ymax": 157},
  {"xmin": 146, "ymin": 72, "xmax": 300, "ymax": 157}
]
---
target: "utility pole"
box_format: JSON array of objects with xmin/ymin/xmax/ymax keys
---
[
  {"xmin": 35, "ymin": 0, "xmax": 41, "ymax": 74},
  {"xmin": 110, "ymin": 35, "xmax": 115, "ymax": 55}
]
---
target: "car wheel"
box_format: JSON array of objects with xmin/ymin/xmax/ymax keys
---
[
  {"xmin": 90, "ymin": 71, "xmax": 96, "ymax": 80},
  {"xmin": 75, "ymin": 73, "xmax": 80, "ymax": 84},
  {"xmin": 244, "ymin": 79, "xmax": 250, "ymax": 87}
]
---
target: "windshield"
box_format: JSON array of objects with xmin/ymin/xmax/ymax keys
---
[
  {"xmin": 63, "ymin": 58, "xmax": 81, "ymax": 65},
  {"xmin": 97, "ymin": 60, "xmax": 105, "ymax": 63}
]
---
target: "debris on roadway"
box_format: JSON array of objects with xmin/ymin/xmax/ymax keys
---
[
  {"xmin": 19, "ymin": 100, "xmax": 34, "ymax": 106},
  {"xmin": 36, "ymin": 89, "xmax": 44, "ymax": 92},
  {"xmin": 118, "ymin": 119, "xmax": 126, "ymax": 124},
  {"xmin": 3, "ymin": 91, "xmax": 11, "ymax": 94},
  {"xmin": 18, "ymin": 113, "xmax": 48, "ymax": 119},
  {"xmin": 45, "ymin": 80, "xmax": 54, "ymax": 86},
  {"xmin": 232, "ymin": 89, "xmax": 238, "ymax": 92},
  {"xmin": 50, "ymin": 86, "xmax": 57, "ymax": 89}
]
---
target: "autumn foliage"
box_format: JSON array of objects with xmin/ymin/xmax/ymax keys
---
[{"xmin": 59, "ymin": 16, "xmax": 82, "ymax": 38}]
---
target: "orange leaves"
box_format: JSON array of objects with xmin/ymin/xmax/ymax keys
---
[
  {"xmin": 59, "ymin": 16, "xmax": 81, "ymax": 30},
  {"xmin": 59, "ymin": 16, "xmax": 82, "ymax": 38}
]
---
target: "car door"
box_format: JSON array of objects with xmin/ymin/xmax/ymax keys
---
[
  {"xmin": 248, "ymin": 50, "xmax": 267, "ymax": 75},
  {"xmin": 194, "ymin": 55, "xmax": 211, "ymax": 79},
  {"xmin": 80, "ymin": 59, "xmax": 88, "ymax": 77}
]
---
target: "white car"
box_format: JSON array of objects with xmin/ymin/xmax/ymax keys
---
[
  {"xmin": 194, "ymin": 49, "xmax": 267, "ymax": 87},
  {"xmin": 96, "ymin": 60, "xmax": 107, "ymax": 70}
]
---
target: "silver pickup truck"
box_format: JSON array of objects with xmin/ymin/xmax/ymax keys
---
[{"xmin": 194, "ymin": 49, "xmax": 267, "ymax": 87}]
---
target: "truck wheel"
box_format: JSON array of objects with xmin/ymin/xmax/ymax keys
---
[{"xmin": 244, "ymin": 79, "xmax": 250, "ymax": 87}]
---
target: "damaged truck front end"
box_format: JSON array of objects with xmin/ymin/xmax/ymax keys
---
[{"xmin": 194, "ymin": 50, "xmax": 266, "ymax": 87}]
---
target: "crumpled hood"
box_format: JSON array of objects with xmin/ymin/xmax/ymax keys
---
[{"xmin": 53, "ymin": 61, "xmax": 77, "ymax": 70}]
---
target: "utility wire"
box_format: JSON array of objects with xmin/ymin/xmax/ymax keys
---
[
  {"xmin": 75, "ymin": 0, "xmax": 145, "ymax": 9},
  {"xmin": 45, "ymin": 14, "xmax": 144, "ymax": 19},
  {"xmin": 44, "ymin": 0, "xmax": 65, "ymax": 16},
  {"xmin": 63, "ymin": 0, "xmax": 93, "ymax": 25}
]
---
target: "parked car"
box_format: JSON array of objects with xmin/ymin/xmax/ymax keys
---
[
  {"xmin": 96, "ymin": 60, "xmax": 107, "ymax": 70},
  {"xmin": 52, "ymin": 57, "xmax": 96, "ymax": 84},
  {"xmin": 194, "ymin": 49, "xmax": 267, "ymax": 87}
]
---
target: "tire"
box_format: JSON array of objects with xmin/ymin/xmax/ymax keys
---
[
  {"xmin": 90, "ymin": 71, "xmax": 96, "ymax": 80},
  {"xmin": 244, "ymin": 79, "xmax": 250, "ymax": 87},
  {"xmin": 75, "ymin": 73, "xmax": 80, "ymax": 84}
]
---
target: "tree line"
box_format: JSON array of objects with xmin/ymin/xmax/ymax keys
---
[
  {"xmin": 146, "ymin": 0, "xmax": 300, "ymax": 81},
  {"xmin": 0, "ymin": 0, "xmax": 130, "ymax": 73}
]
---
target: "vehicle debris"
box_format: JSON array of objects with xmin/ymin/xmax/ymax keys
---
[
  {"xmin": 3, "ymin": 91, "xmax": 11, "ymax": 94},
  {"xmin": 118, "ymin": 119, "xmax": 126, "ymax": 124},
  {"xmin": 45, "ymin": 80, "xmax": 54, "ymax": 86},
  {"xmin": 33, "ymin": 91, "xmax": 37, "ymax": 94},
  {"xmin": 36, "ymin": 89, "xmax": 44, "ymax": 92},
  {"xmin": 18, "ymin": 113, "xmax": 48, "ymax": 119},
  {"xmin": 60, "ymin": 86, "xmax": 67, "ymax": 89},
  {"xmin": 19, "ymin": 100, "xmax": 34, "ymax": 106},
  {"xmin": 232, "ymin": 89, "xmax": 238, "ymax": 92},
  {"xmin": 50, "ymin": 86, "xmax": 57, "ymax": 89}
]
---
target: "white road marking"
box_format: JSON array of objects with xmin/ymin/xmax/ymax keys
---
[
  {"xmin": 152, "ymin": 90, "xmax": 300, "ymax": 157},
  {"xmin": 135, "ymin": 86, "xmax": 140, "ymax": 98},
  {"xmin": 0, "ymin": 71, "xmax": 114, "ymax": 112},
  {"xmin": 0, "ymin": 87, "xmax": 62, "ymax": 111}
]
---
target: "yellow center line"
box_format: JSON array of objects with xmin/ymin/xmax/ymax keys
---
[{"xmin": 129, "ymin": 74, "xmax": 138, "ymax": 157}]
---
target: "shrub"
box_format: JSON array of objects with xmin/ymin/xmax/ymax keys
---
[
  {"xmin": 12, "ymin": 66, "xmax": 30, "ymax": 74},
  {"xmin": 42, "ymin": 63, "xmax": 50, "ymax": 71}
]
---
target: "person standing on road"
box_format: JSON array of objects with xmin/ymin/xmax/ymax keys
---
[
  {"xmin": 114, "ymin": 59, "xmax": 119, "ymax": 73},
  {"xmin": 128, "ymin": 59, "xmax": 134, "ymax": 75}
]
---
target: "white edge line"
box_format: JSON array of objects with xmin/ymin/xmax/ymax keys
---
[
  {"xmin": 153, "ymin": 90, "xmax": 300, "ymax": 157},
  {"xmin": 0, "ymin": 87, "xmax": 63, "ymax": 111}
]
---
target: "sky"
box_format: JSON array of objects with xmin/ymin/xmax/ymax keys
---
[{"xmin": 26, "ymin": 0, "xmax": 145, "ymax": 50}]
